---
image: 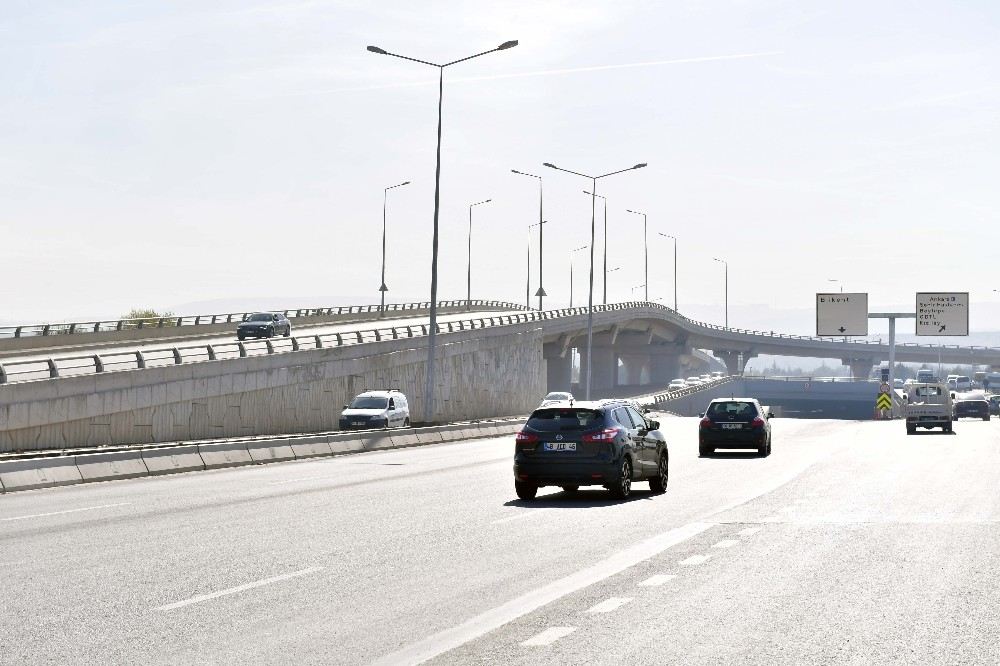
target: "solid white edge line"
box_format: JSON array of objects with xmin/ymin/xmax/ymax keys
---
[
  {"xmin": 370, "ymin": 521, "xmax": 714, "ymax": 666},
  {"xmin": 156, "ymin": 567, "xmax": 323, "ymax": 611},
  {"xmin": 1, "ymin": 503, "xmax": 132, "ymax": 522},
  {"xmin": 521, "ymin": 626, "xmax": 577, "ymax": 646},
  {"xmin": 491, "ymin": 508, "xmax": 552, "ymax": 525}
]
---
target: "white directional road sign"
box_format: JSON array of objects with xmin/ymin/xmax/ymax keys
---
[
  {"xmin": 816, "ymin": 293, "xmax": 868, "ymax": 336},
  {"xmin": 916, "ymin": 292, "xmax": 969, "ymax": 336}
]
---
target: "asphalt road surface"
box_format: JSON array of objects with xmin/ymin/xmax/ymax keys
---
[{"xmin": 3, "ymin": 416, "xmax": 999, "ymax": 664}]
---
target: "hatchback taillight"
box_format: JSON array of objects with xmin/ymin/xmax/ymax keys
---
[
  {"xmin": 699, "ymin": 417, "xmax": 712, "ymax": 429},
  {"xmin": 582, "ymin": 428, "xmax": 619, "ymax": 442},
  {"xmin": 750, "ymin": 417, "xmax": 765, "ymax": 428}
]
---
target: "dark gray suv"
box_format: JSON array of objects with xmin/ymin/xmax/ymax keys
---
[{"xmin": 512, "ymin": 400, "xmax": 669, "ymax": 500}]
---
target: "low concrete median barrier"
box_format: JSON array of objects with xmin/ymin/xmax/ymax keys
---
[
  {"xmin": 0, "ymin": 457, "xmax": 83, "ymax": 492},
  {"xmin": 246, "ymin": 439, "xmax": 296, "ymax": 463},
  {"xmin": 389, "ymin": 432, "xmax": 421, "ymax": 448},
  {"xmin": 76, "ymin": 450, "xmax": 149, "ymax": 483},
  {"xmin": 327, "ymin": 436, "xmax": 365, "ymax": 454},
  {"xmin": 289, "ymin": 436, "xmax": 332, "ymax": 458},
  {"xmin": 198, "ymin": 441, "xmax": 253, "ymax": 469},
  {"xmin": 141, "ymin": 445, "xmax": 205, "ymax": 475},
  {"xmin": 363, "ymin": 432, "xmax": 395, "ymax": 451}
]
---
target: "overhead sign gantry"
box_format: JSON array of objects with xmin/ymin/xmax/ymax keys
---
[{"xmin": 916, "ymin": 292, "xmax": 969, "ymax": 336}]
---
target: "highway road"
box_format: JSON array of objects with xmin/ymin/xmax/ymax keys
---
[
  {"xmin": 0, "ymin": 310, "xmax": 516, "ymax": 382},
  {"xmin": 3, "ymin": 416, "xmax": 1000, "ymax": 664}
]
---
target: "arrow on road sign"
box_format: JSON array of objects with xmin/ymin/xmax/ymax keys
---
[
  {"xmin": 838, "ymin": 326, "xmax": 846, "ymax": 333},
  {"xmin": 876, "ymin": 393, "xmax": 892, "ymax": 410},
  {"xmin": 939, "ymin": 324, "xmax": 946, "ymax": 332}
]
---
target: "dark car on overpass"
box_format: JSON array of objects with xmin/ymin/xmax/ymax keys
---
[
  {"xmin": 512, "ymin": 399, "xmax": 669, "ymax": 501},
  {"xmin": 237, "ymin": 312, "xmax": 291, "ymax": 340},
  {"xmin": 699, "ymin": 398, "xmax": 772, "ymax": 457},
  {"xmin": 954, "ymin": 398, "xmax": 990, "ymax": 421}
]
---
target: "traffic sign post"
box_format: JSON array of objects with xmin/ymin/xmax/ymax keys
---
[
  {"xmin": 816, "ymin": 293, "xmax": 868, "ymax": 336},
  {"xmin": 916, "ymin": 292, "xmax": 969, "ymax": 336}
]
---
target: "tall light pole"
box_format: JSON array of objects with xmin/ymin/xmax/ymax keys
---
[
  {"xmin": 569, "ymin": 244, "xmax": 588, "ymax": 308},
  {"xmin": 467, "ymin": 198, "xmax": 492, "ymax": 308},
  {"xmin": 582, "ymin": 191, "xmax": 608, "ymax": 305},
  {"xmin": 828, "ymin": 278, "xmax": 843, "ymax": 293},
  {"xmin": 526, "ymin": 221, "xmax": 545, "ymax": 308},
  {"xmin": 544, "ymin": 161, "xmax": 647, "ymax": 400},
  {"xmin": 380, "ymin": 180, "xmax": 410, "ymax": 314},
  {"xmin": 625, "ymin": 208, "xmax": 647, "ymax": 301},
  {"xmin": 367, "ymin": 39, "xmax": 518, "ymax": 424},
  {"xmin": 657, "ymin": 232, "xmax": 677, "ymax": 311},
  {"xmin": 713, "ymin": 257, "xmax": 728, "ymax": 328},
  {"xmin": 512, "ymin": 169, "xmax": 546, "ymax": 310}
]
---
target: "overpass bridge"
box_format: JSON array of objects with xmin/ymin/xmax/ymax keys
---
[{"xmin": 2, "ymin": 300, "xmax": 999, "ymax": 452}]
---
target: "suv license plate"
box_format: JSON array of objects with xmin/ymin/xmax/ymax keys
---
[
  {"xmin": 721, "ymin": 423, "xmax": 742, "ymax": 430},
  {"xmin": 353, "ymin": 421, "xmax": 365, "ymax": 426},
  {"xmin": 544, "ymin": 442, "xmax": 577, "ymax": 451}
]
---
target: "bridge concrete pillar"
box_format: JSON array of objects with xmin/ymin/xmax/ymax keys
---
[
  {"xmin": 715, "ymin": 351, "xmax": 742, "ymax": 376},
  {"xmin": 544, "ymin": 352, "xmax": 572, "ymax": 393},
  {"xmin": 579, "ymin": 345, "xmax": 617, "ymax": 397},
  {"xmin": 649, "ymin": 350, "xmax": 682, "ymax": 385},
  {"xmin": 843, "ymin": 358, "xmax": 876, "ymax": 380},
  {"xmin": 617, "ymin": 354, "xmax": 650, "ymax": 386}
]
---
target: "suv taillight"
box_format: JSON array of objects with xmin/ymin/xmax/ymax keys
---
[
  {"xmin": 699, "ymin": 417, "xmax": 712, "ymax": 429},
  {"xmin": 750, "ymin": 417, "xmax": 766, "ymax": 428},
  {"xmin": 582, "ymin": 428, "xmax": 619, "ymax": 442},
  {"xmin": 516, "ymin": 431, "xmax": 539, "ymax": 444}
]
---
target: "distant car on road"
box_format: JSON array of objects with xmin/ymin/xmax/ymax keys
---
[
  {"xmin": 699, "ymin": 398, "xmax": 772, "ymax": 457},
  {"xmin": 539, "ymin": 391, "xmax": 574, "ymax": 407},
  {"xmin": 686, "ymin": 376, "xmax": 703, "ymax": 386},
  {"xmin": 339, "ymin": 389, "xmax": 410, "ymax": 430},
  {"xmin": 237, "ymin": 312, "xmax": 291, "ymax": 340},
  {"xmin": 954, "ymin": 398, "xmax": 990, "ymax": 421},
  {"xmin": 513, "ymin": 399, "xmax": 669, "ymax": 500},
  {"xmin": 668, "ymin": 379, "xmax": 687, "ymax": 390}
]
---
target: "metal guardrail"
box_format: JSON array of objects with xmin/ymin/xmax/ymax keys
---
[
  {"xmin": 635, "ymin": 376, "xmax": 738, "ymax": 406},
  {"xmin": 0, "ymin": 299, "xmax": 527, "ymax": 340},
  {"xmin": 1, "ymin": 301, "xmax": 996, "ymax": 386}
]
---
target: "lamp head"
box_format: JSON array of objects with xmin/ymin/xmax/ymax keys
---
[
  {"xmin": 542, "ymin": 162, "xmax": 557, "ymax": 169},
  {"xmin": 633, "ymin": 163, "xmax": 647, "ymax": 169},
  {"xmin": 498, "ymin": 40, "xmax": 519, "ymax": 50},
  {"xmin": 366, "ymin": 45, "xmax": 388, "ymax": 55}
]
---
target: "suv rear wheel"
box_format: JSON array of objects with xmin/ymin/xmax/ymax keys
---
[
  {"xmin": 609, "ymin": 459, "xmax": 632, "ymax": 499},
  {"xmin": 515, "ymin": 481, "xmax": 538, "ymax": 500},
  {"xmin": 648, "ymin": 454, "xmax": 668, "ymax": 494}
]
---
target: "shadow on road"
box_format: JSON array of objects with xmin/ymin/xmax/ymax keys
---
[
  {"xmin": 701, "ymin": 451, "xmax": 766, "ymax": 459},
  {"xmin": 503, "ymin": 489, "xmax": 660, "ymax": 508}
]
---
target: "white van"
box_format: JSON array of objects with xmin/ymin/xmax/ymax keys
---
[{"xmin": 339, "ymin": 390, "xmax": 410, "ymax": 430}]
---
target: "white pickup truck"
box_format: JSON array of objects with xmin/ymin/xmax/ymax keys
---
[{"xmin": 905, "ymin": 383, "xmax": 953, "ymax": 434}]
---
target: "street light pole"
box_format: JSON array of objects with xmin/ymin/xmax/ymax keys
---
[
  {"xmin": 582, "ymin": 191, "xmax": 608, "ymax": 305},
  {"xmin": 380, "ymin": 180, "xmax": 410, "ymax": 314},
  {"xmin": 527, "ymin": 220, "xmax": 545, "ymax": 309},
  {"xmin": 625, "ymin": 209, "xmax": 647, "ymax": 301},
  {"xmin": 467, "ymin": 198, "xmax": 492, "ymax": 309},
  {"xmin": 828, "ymin": 278, "xmax": 843, "ymax": 293},
  {"xmin": 713, "ymin": 257, "xmax": 728, "ymax": 328},
  {"xmin": 367, "ymin": 40, "xmax": 517, "ymax": 425},
  {"xmin": 544, "ymin": 161, "xmax": 647, "ymax": 400},
  {"xmin": 657, "ymin": 232, "xmax": 677, "ymax": 311},
  {"xmin": 569, "ymin": 244, "xmax": 587, "ymax": 308},
  {"xmin": 512, "ymin": 169, "xmax": 546, "ymax": 310}
]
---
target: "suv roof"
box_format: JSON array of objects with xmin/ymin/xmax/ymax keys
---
[{"xmin": 355, "ymin": 389, "xmax": 405, "ymax": 397}]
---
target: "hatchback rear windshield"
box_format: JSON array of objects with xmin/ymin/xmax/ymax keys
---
[
  {"xmin": 527, "ymin": 408, "xmax": 601, "ymax": 431},
  {"xmin": 349, "ymin": 396, "xmax": 388, "ymax": 409},
  {"xmin": 707, "ymin": 401, "xmax": 758, "ymax": 418}
]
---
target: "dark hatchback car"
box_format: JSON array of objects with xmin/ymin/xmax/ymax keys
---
[
  {"xmin": 512, "ymin": 400, "xmax": 669, "ymax": 500},
  {"xmin": 954, "ymin": 398, "xmax": 990, "ymax": 421},
  {"xmin": 699, "ymin": 398, "xmax": 772, "ymax": 457},
  {"xmin": 237, "ymin": 312, "xmax": 291, "ymax": 340}
]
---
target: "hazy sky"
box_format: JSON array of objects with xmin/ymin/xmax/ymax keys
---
[{"xmin": 3, "ymin": 1, "xmax": 999, "ymax": 331}]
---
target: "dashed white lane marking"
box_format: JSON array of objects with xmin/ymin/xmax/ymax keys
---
[
  {"xmin": 738, "ymin": 527, "xmax": 762, "ymax": 536},
  {"xmin": 0, "ymin": 503, "xmax": 132, "ymax": 522},
  {"xmin": 585, "ymin": 597, "xmax": 632, "ymax": 613},
  {"xmin": 522, "ymin": 627, "xmax": 577, "ymax": 646},
  {"xmin": 711, "ymin": 539, "xmax": 739, "ymax": 549},
  {"xmin": 156, "ymin": 567, "xmax": 323, "ymax": 611},
  {"xmin": 491, "ymin": 508, "xmax": 553, "ymax": 525},
  {"xmin": 370, "ymin": 521, "xmax": 713, "ymax": 666},
  {"xmin": 638, "ymin": 574, "xmax": 677, "ymax": 587},
  {"xmin": 679, "ymin": 554, "xmax": 711, "ymax": 566}
]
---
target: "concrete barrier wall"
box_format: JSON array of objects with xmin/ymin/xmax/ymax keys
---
[
  {"xmin": 0, "ymin": 326, "xmax": 544, "ymax": 452},
  {"xmin": 0, "ymin": 418, "xmax": 524, "ymax": 493}
]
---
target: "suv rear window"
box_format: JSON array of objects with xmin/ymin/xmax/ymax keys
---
[
  {"xmin": 526, "ymin": 408, "xmax": 601, "ymax": 432},
  {"xmin": 708, "ymin": 401, "xmax": 758, "ymax": 418}
]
